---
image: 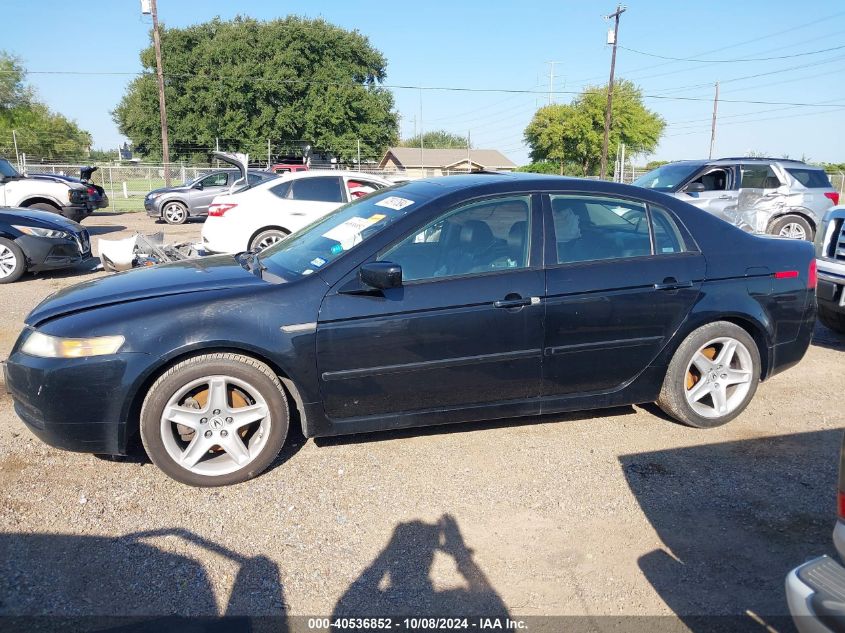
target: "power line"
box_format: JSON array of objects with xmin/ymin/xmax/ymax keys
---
[{"xmin": 618, "ymin": 43, "xmax": 845, "ymax": 63}]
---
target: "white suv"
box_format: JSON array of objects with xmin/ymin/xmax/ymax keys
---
[
  {"xmin": 0, "ymin": 157, "xmax": 91, "ymax": 223},
  {"xmin": 201, "ymin": 170, "xmax": 392, "ymax": 253}
]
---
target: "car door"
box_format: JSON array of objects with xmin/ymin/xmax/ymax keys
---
[
  {"xmin": 190, "ymin": 172, "xmax": 230, "ymax": 215},
  {"xmin": 316, "ymin": 194, "xmax": 545, "ymax": 424},
  {"xmin": 680, "ymin": 166, "xmax": 739, "ymax": 224},
  {"xmin": 542, "ymin": 193, "xmax": 705, "ymax": 399},
  {"xmin": 732, "ymin": 163, "xmax": 787, "ymax": 233},
  {"xmin": 283, "ymin": 176, "xmax": 346, "ymax": 230}
]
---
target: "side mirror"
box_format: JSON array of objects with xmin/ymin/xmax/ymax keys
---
[
  {"xmin": 193, "ymin": 182, "xmax": 204, "ymax": 190},
  {"xmin": 360, "ymin": 262, "xmax": 402, "ymax": 290},
  {"xmin": 684, "ymin": 182, "xmax": 705, "ymax": 193}
]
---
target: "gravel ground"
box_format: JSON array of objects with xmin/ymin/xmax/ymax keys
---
[{"xmin": 0, "ymin": 210, "xmax": 843, "ymax": 629}]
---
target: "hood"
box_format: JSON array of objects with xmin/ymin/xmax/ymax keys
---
[
  {"xmin": 0, "ymin": 208, "xmax": 83, "ymax": 231},
  {"xmin": 28, "ymin": 173, "xmax": 86, "ymax": 189},
  {"xmin": 147, "ymin": 185, "xmax": 192, "ymax": 196},
  {"xmin": 26, "ymin": 255, "xmax": 266, "ymax": 326}
]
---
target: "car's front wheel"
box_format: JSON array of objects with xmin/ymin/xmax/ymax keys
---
[
  {"xmin": 140, "ymin": 353, "xmax": 289, "ymax": 486},
  {"xmin": 656, "ymin": 321, "xmax": 760, "ymax": 428},
  {"xmin": 162, "ymin": 201, "xmax": 189, "ymax": 225},
  {"xmin": 0, "ymin": 237, "xmax": 25, "ymax": 284}
]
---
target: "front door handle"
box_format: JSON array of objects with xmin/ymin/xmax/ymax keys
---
[
  {"xmin": 654, "ymin": 278, "xmax": 694, "ymax": 291},
  {"xmin": 717, "ymin": 195, "xmax": 732, "ymax": 200},
  {"xmin": 494, "ymin": 295, "xmax": 540, "ymax": 309}
]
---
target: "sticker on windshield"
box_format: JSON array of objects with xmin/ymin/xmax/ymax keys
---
[
  {"xmin": 310, "ymin": 257, "xmax": 327, "ymax": 267},
  {"xmin": 374, "ymin": 196, "xmax": 414, "ymax": 211},
  {"xmin": 322, "ymin": 215, "xmax": 384, "ymax": 250}
]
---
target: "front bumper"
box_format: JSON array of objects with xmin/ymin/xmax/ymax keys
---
[
  {"xmin": 17, "ymin": 233, "xmax": 92, "ymax": 273},
  {"xmin": 4, "ymin": 347, "xmax": 152, "ymax": 455},
  {"xmin": 144, "ymin": 197, "xmax": 161, "ymax": 218},
  {"xmin": 817, "ymin": 266, "xmax": 845, "ymax": 313}
]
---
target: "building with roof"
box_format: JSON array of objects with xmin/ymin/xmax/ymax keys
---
[{"xmin": 378, "ymin": 147, "xmax": 517, "ymax": 177}]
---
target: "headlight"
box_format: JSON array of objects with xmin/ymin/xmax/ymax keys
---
[
  {"xmin": 146, "ymin": 192, "xmax": 163, "ymax": 200},
  {"xmin": 21, "ymin": 331, "xmax": 125, "ymax": 358},
  {"xmin": 12, "ymin": 225, "xmax": 70, "ymax": 239}
]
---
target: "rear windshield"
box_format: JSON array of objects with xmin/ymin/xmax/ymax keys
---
[{"xmin": 786, "ymin": 168, "xmax": 832, "ymax": 189}]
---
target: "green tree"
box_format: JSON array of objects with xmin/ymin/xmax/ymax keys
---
[
  {"xmin": 524, "ymin": 80, "xmax": 664, "ymax": 176},
  {"xmin": 400, "ymin": 129, "xmax": 469, "ymax": 149},
  {"xmin": 0, "ymin": 51, "xmax": 92, "ymax": 161},
  {"xmin": 113, "ymin": 16, "xmax": 399, "ymax": 163}
]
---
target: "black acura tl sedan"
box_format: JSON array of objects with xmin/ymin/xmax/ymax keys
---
[{"xmin": 2, "ymin": 174, "xmax": 816, "ymax": 486}]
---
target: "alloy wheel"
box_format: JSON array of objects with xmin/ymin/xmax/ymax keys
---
[
  {"xmin": 684, "ymin": 337, "xmax": 754, "ymax": 419},
  {"xmin": 778, "ymin": 222, "xmax": 807, "ymax": 240},
  {"xmin": 0, "ymin": 244, "xmax": 17, "ymax": 278},
  {"xmin": 164, "ymin": 203, "xmax": 187, "ymax": 224},
  {"xmin": 159, "ymin": 374, "xmax": 272, "ymax": 476},
  {"xmin": 256, "ymin": 234, "xmax": 283, "ymax": 250}
]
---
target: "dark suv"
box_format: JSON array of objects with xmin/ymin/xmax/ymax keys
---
[
  {"xmin": 633, "ymin": 158, "xmax": 839, "ymax": 241},
  {"xmin": 144, "ymin": 169, "xmax": 276, "ymax": 224}
]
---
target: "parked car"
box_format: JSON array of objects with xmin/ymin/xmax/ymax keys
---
[
  {"xmin": 2, "ymin": 174, "xmax": 816, "ymax": 486},
  {"xmin": 31, "ymin": 166, "xmax": 109, "ymax": 211},
  {"xmin": 201, "ymin": 170, "xmax": 391, "ymax": 253},
  {"xmin": 633, "ymin": 157, "xmax": 839, "ymax": 241},
  {"xmin": 815, "ymin": 205, "xmax": 845, "ymax": 333},
  {"xmin": 269, "ymin": 163, "xmax": 309, "ymax": 175},
  {"xmin": 0, "ymin": 208, "xmax": 91, "ymax": 283},
  {"xmin": 786, "ymin": 432, "xmax": 845, "ymax": 632},
  {"xmin": 1, "ymin": 157, "xmax": 92, "ymax": 223},
  {"xmin": 144, "ymin": 169, "xmax": 277, "ymax": 225}
]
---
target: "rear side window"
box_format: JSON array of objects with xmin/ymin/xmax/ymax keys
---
[
  {"xmin": 740, "ymin": 164, "xmax": 781, "ymax": 189},
  {"xmin": 786, "ymin": 168, "xmax": 832, "ymax": 188},
  {"xmin": 269, "ymin": 181, "xmax": 291, "ymax": 199},
  {"xmin": 290, "ymin": 177, "xmax": 344, "ymax": 202},
  {"xmin": 650, "ymin": 206, "xmax": 689, "ymax": 254}
]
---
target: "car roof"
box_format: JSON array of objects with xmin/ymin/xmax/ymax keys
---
[{"xmin": 658, "ymin": 157, "xmax": 815, "ymax": 168}]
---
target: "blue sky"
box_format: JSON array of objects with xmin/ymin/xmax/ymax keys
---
[{"xmin": 2, "ymin": 0, "xmax": 844, "ymax": 165}]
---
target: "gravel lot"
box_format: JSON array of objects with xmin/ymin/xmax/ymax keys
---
[{"xmin": 0, "ymin": 210, "xmax": 844, "ymax": 629}]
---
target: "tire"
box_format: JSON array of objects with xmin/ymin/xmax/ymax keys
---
[
  {"xmin": 818, "ymin": 304, "xmax": 845, "ymax": 334},
  {"xmin": 162, "ymin": 201, "xmax": 189, "ymax": 225},
  {"xmin": 140, "ymin": 353, "xmax": 289, "ymax": 487},
  {"xmin": 768, "ymin": 214, "xmax": 814, "ymax": 241},
  {"xmin": 0, "ymin": 237, "xmax": 26, "ymax": 284},
  {"xmin": 656, "ymin": 321, "xmax": 761, "ymax": 428},
  {"xmin": 249, "ymin": 228, "xmax": 290, "ymax": 251}
]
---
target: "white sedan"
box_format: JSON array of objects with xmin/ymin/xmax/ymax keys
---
[{"xmin": 201, "ymin": 170, "xmax": 393, "ymax": 253}]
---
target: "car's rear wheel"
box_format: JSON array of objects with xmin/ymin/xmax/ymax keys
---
[
  {"xmin": 769, "ymin": 214, "xmax": 814, "ymax": 241},
  {"xmin": 656, "ymin": 321, "xmax": 760, "ymax": 428},
  {"xmin": 250, "ymin": 228, "xmax": 290, "ymax": 251},
  {"xmin": 162, "ymin": 201, "xmax": 188, "ymax": 225},
  {"xmin": 818, "ymin": 304, "xmax": 845, "ymax": 334},
  {"xmin": 0, "ymin": 238, "xmax": 26, "ymax": 284},
  {"xmin": 140, "ymin": 353, "xmax": 288, "ymax": 486}
]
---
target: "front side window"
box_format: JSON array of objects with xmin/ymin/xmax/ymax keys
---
[
  {"xmin": 290, "ymin": 177, "xmax": 344, "ymax": 202},
  {"xmin": 632, "ymin": 163, "xmax": 701, "ymax": 192},
  {"xmin": 689, "ymin": 168, "xmax": 730, "ymax": 191},
  {"xmin": 551, "ymin": 195, "xmax": 651, "ymax": 264},
  {"xmin": 380, "ymin": 195, "xmax": 531, "ymax": 282},
  {"xmin": 740, "ymin": 164, "xmax": 781, "ymax": 189},
  {"xmin": 200, "ymin": 172, "xmax": 229, "ymax": 188}
]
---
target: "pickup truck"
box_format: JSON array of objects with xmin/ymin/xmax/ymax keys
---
[
  {"xmin": 815, "ymin": 206, "xmax": 845, "ymax": 333},
  {"xmin": 0, "ymin": 157, "xmax": 92, "ymax": 223}
]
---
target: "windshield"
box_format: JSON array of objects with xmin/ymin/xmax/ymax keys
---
[
  {"xmin": 0, "ymin": 158, "xmax": 20, "ymax": 178},
  {"xmin": 632, "ymin": 163, "xmax": 701, "ymax": 192},
  {"xmin": 261, "ymin": 189, "xmax": 422, "ymax": 278}
]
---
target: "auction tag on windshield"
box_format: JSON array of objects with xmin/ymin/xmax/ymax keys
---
[
  {"xmin": 322, "ymin": 215, "xmax": 383, "ymax": 250},
  {"xmin": 374, "ymin": 196, "xmax": 414, "ymax": 210}
]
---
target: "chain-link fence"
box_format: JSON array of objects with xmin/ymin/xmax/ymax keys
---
[{"xmin": 18, "ymin": 162, "xmax": 845, "ymax": 212}]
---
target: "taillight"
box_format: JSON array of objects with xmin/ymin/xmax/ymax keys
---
[
  {"xmin": 838, "ymin": 491, "xmax": 845, "ymax": 519},
  {"xmin": 825, "ymin": 192, "xmax": 840, "ymax": 205},
  {"xmin": 87, "ymin": 187, "xmax": 95, "ymax": 194},
  {"xmin": 808, "ymin": 259, "xmax": 817, "ymax": 289},
  {"xmin": 773, "ymin": 270, "xmax": 798, "ymax": 279},
  {"xmin": 208, "ymin": 203, "xmax": 237, "ymax": 217}
]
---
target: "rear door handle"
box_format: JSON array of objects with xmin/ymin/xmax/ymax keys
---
[
  {"xmin": 494, "ymin": 296, "xmax": 539, "ymax": 309},
  {"xmin": 717, "ymin": 195, "xmax": 732, "ymax": 200},
  {"xmin": 654, "ymin": 279, "xmax": 693, "ymax": 291}
]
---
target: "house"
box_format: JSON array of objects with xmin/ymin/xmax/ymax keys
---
[{"xmin": 378, "ymin": 147, "xmax": 517, "ymax": 177}]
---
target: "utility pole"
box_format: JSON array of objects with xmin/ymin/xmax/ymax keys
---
[
  {"xmin": 267, "ymin": 138, "xmax": 272, "ymax": 168},
  {"xmin": 149, "ymin": 0, "xmax": 171, "ymax": 184},
  {"xmin": 419, "ymin": 88, "xmax": 424, "ymax": 176},
  {"xmin": 546, "ymin": 61, "xmax": 563, "ymax": 105},
  {"xmin": 709, "ymin": 81, "xmax": 719, "ymax": 159},
  {"xmin": 357, "ymin": 139, "xmax": 361, "ymax": 171},
  {"xmin": 467, "ymin": 130, "xmax": 471, "ymax": 173},
  {"xmin": 600, "ymin": 4, "xmax": 626, "ymax": 181},
  {"xmin": 12, "ymin": 130, "xmax": 19, "ymax": 170}
]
